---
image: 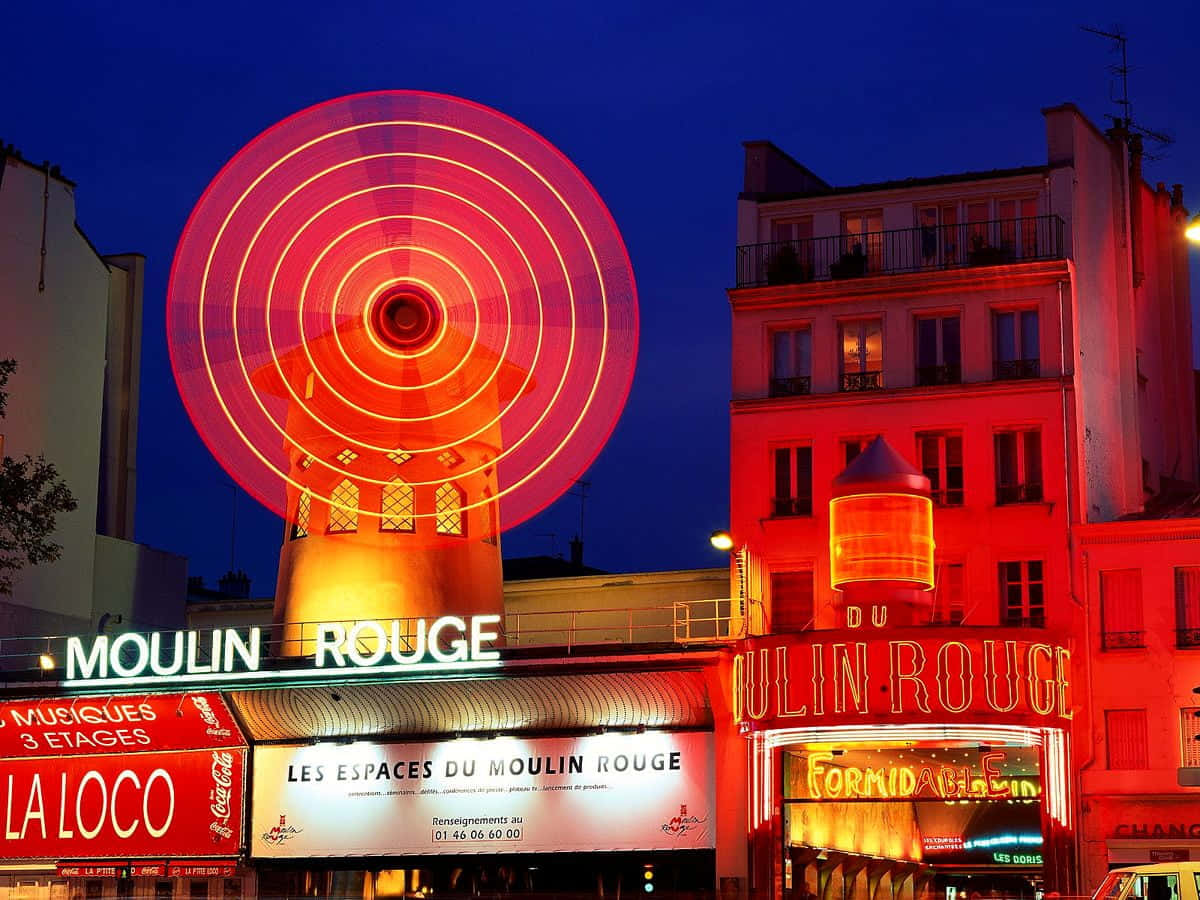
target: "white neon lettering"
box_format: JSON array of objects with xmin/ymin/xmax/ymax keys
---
[
  {"xmin": 67, "ymin": 635, "xmax": 107, "ymax": 680},
  {"xmin": 224, "ymin": 627, "xmax": 261, "ymax": 672},
  {"xmin": 390, "ymin": 619, "xmax": 426, "ymax": 664},
  {"xmin": 186, "ymin": 631, "xmax": 212, "ymax": 674},
  {"xmin": 316, "ymin": 624, "xmax": 347, "ymax": 667},
  {"xmin": 110, "ymin": 633, "xmax": 150, "ymax": 678},
  {"xmin": 347, "ymin": 621, "xmax": 387, "ymax": 667},
  {"xmin": 149, "ymin": 632, "xmax": 184, "ymax": 676},
  {"xmin": 470, "ymin": 615, "xmax": 501, "ymax": 661},
  {"xmin": 427, "ymin": 616, "xmax": 468, "ymax": 663}
]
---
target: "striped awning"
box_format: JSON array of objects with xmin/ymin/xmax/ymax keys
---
[{"xmin": 227, "ymin": 669, "xmax": 711, "ymax": 741}]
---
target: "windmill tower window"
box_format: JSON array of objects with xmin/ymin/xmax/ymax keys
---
[
  {"xmin": 327, "ymin": 480, "xmax": 360, "ymax": 534},
  {"xmin": 435, "ymin": 482, "xmax": 465, "ymax": 536},
  {"xmin": 291, "ymin": 490, "xmax": 311, "ymax": 540},
  {"xmin": 380, "ymin": 479, "xmax": 416, "ymax": 533}
]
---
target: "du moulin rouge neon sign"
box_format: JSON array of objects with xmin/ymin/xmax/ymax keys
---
[{"xmin": 64, "ymin": 616, "xmax": 503, "ymax": 687}]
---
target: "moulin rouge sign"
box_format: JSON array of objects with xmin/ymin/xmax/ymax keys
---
[
  {"xmin": 63, "ymin": 615, "xmax": 502, "ymax": 687},
  {"xmin": 732, "ymin": 630, "xmax": 1071, "ymax": 730}
]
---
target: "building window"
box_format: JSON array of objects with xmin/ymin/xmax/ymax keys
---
[
  {"xmin": 841, "ymin": 438, "xmax": 871, "ymax": 469},
  {"xmin": 770, "ymin": 329, "xmax": 812, "ymax": 397},
  {"xmin": 993, "ymin": 309, "xmax": 1040, "ymax": 379},
  {"xmin": 327, "ymin": 479, "xmax": 360, "ymax": 534},
  {"xmin": 839, "ymin": 319, "xmax": 883, "ymax": 391},
  {"xmin": 999, "ymin": 560, "xmax": 1044, "ymax": 627},
  {"xmin": 931, "ymin": 562, "xmax": 965, "ymax": 625},
  {"xmin": 840, "ymin": 210, "xmax": 883, "ymax": 274},
  {"xmin": 1105, "ymin": 709, "xmax": 1149, "ymax": 770},
  {"xmin": 773, "ymin": 446, "xmax": 813, "ymax": 517},
  {"xmin": 917, "ymin": 432, "xmax": 963, "ymax": 506},
  {"xmin": 1100, "ymin": 569, "xmax": 1144, "ymax": 649},
  {"xmin": 996, "ymin": 198, "xmax": 1040, "ymax": 257},
  {"xmin": 1176, "ymin": 567, "xmax": 1200, "ymax": 648},
  {"xmin": 994, "ymin": 428, "xmax": 1042, "ymax": 504},
  {"xmin": 771, "ymin": 570, "xmax": 815, "ymax": 633},
  {"xmin": 767, "ymin": 218, "xmax": 814, "ymax": 284},
  {"xmin": 916, "ymin": 204, "xmax": 961, "ymax": 267},
  {"xmin": 380, "ymin": 479, "xmax": 416, "ymax": 533},
  {"xmin": 915, "ymin": 315, "xmax": 961, "ymax": 385},
  {"xmin": 1181, "ymin": 708, "xmax": 1200, "ymax": 767},
  {"xmin": 291, "ymin": 490, "xmax": 311, "ymax": 540},
  {"xmin": 189, "ymin": 881, "xmax": 209, "ymax": 900},
  {"xmin": 435, "ymin": 482, "xmax": 465, "ymax": 536}
]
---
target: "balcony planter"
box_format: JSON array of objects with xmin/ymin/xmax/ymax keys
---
[
  {"xmin": 766, "ymin": 244, "xmax": 812, "ymax": 285},
  {"xmin": 967, "ymin": 239, "xmax": 1014, "ymax": 267},
  {"xmin": 830, "ymin": 250, "xmax": 867, "ymax": 279}
]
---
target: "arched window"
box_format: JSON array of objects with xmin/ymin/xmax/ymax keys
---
[
  {"xmin": 291, "ymin": 490, "xmax": 311, "ymax": 540},
  {"xmin": 327, "ymin": 479, "xmax": 360, "ymax": 534},
  {"xmin": 435, "ymin": 482, "xmax": 465, "ymax": 536},
  {"xmin": 380, "ymin": 479, "xmax": 415, "ymax": 533}
]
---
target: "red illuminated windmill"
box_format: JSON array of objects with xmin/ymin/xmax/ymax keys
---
[{"xmin": 167, "ymin": 92, "xmax": 638, "ymax": 634}]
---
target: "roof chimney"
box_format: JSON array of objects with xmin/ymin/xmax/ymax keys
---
[{"xmin": 218, "ymin": 569, "xmax": 251, "ymax": 600}]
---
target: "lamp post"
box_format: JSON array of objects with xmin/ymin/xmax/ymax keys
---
[{"xmin": 1187, "ymin": 213, "xmax": 1200, "ymax": 244}]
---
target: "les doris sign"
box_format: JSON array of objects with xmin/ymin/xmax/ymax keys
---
[{"xmin": 252, "ymin": 732, "xmax": 714, "ymax": 857}]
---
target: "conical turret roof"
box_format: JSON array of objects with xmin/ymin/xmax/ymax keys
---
[{"xmin": 832, "ymin": 435, "xmax": 930, "ymax": 497}]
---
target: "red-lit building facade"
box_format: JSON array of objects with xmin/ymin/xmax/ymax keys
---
[
  {"xmin": 0, "ymin": 101, "xmax": 1196, "ymax": 900},
  {"xmin": 728, "ymin": 102, "xmax": 1196, "ymax": 898}
]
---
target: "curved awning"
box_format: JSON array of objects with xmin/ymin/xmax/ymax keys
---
[{"xmin": 227, "ymin": 669, "xmax": 711, "ymax": 741}]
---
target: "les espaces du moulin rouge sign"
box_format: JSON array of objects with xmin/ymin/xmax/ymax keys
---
[{"xmin": 63, "ymin": 617, "xmax": 503, "ymax": 687}]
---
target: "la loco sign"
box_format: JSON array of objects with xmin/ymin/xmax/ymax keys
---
[
  {"xmin": 0, "ymin": 749, "xmax": 245, "ymax": 858},
  {"xmin": 733, "ymin": 630, "xmax": 1072, "ymax": 730}
]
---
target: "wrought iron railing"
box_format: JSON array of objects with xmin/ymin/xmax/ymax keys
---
[
  {"xmin": 841, "ymin": 370, "xmax": 883, "ymax": 392},
  {"xmin": 994, "ymin": 358, "xmax": 1041, "ymax": 380},
  {"xmin": 769, "ymin": 375, "xmax": 812, "ymax": 397},
  {"xmin": 1001, "ymin": 615, "xmax": 1046, "ymax": 628},
  {"xmin": 735, "ymin": 215, "xmax": 1066, "ymax": 288},
  {"xmin": 1103, "ymin": 630, "xmax": 1146, "ymax": 650},
  {"xmin": 1178, "ymin": 628, "xmax": 1200, "ymax": 648},
  {"xmin": 916, "ymin": 363, "xmax": 961, "ymax": 386},
  {"xmin": 996, "ymin": 482, "xmax": 1044, "ymax": 505}
]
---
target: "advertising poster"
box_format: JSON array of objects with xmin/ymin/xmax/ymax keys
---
[
  {"xmin": 0, "ymin": 692, "xmax": 244, "ymax": 757},
  {"xmin": 252, "ymin": 731, "xmax": 714, "ymax": 857},
  {"xmin": 0, "ymin": 747, "xmax": 245, "ymax": 859}
]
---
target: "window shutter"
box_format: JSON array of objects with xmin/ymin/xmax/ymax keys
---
[
  {"xmin": 772, "ymin": 571, "xmax": 815, "ymax": 633},
  {"xmin": 1100, "ymin": 569, "xmax": 1144, "ymax": 636},
  {"xmin": 1105, "ymin": 709, "xmax": 1149, "ymax": 770}
]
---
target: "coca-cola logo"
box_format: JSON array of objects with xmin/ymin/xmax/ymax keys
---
[
  {"xmin": 208, "ymin": 750, "xmax": 235, "ymax": 841},
  {"xmin": 192, "ymin": 696, "xmax": 232, "ymax": 738}
]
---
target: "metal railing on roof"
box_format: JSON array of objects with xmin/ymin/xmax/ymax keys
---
[
  {"xmin": 735, "ymin": 215, "xmax": 1066, "ymax": 288},
  {"xmin": 0, "ymin": 598, "xmax": 740, "ymax": 678}
]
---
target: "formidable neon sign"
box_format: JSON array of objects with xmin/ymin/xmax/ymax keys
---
[
  {"xmin": 799, "ymin": 750, "xmax": 1041, "ymax": 801},
  {"xmin": 732, "ymin": 632, "xmax": 1071, "ymax": 730},
  {"xmin": 64, "ymin": 616, "xmax": 502, "ymax": 686}
]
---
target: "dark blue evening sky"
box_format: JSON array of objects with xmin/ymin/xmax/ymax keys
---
[{"xmin": 4, "ymin": 1, "xmax": 1198, "ymax": 594}]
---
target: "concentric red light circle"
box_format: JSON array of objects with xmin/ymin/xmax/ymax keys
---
[{"xmin": 167, "ymin": 91, "xmax": 638, "ymax": 544}]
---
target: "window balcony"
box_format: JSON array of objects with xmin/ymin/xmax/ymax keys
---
[
  {"xmin": 735, "ymin": 215, "xmax": 1066, "ymax": 288},
  {"xmin": 1178, "ymin": 628, "xmax": 1200, "ymax": 649},
  {"xmin": 769, "ymin": 375, "xmax": 812, "ymax": 397},
  {"xmin": 1001, "ymin": 615, "xmax": 1046, "ymax": 628},
  {"xmin": 840, "ymin": 370, "xmax": 883, "ymax": 392},
  {"xmin": 993, "ymin": 358, "xmax": 1041, "ymax": 380},
  {"xmin": 916, "ymin": 363, "xmax": 961, "ymax": 386},
  {"xmin": 996, "ymin": 482, "xmax": 1044, "ymax": 505},
  {"xmin": 1103, "ymin": 630, "xmax": 1146, "ymax": 650}
]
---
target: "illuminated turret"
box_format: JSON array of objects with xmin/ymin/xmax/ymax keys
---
[{"xmin": 829, "ymin": 435, "xmax": 935, "ymax": 622}]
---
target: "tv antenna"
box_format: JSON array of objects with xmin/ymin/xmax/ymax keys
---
[
  {"xmin": 569, "ymin": 479, "xmax": 590, "ymax": 547},
  {"xmin": 1080, "ymin": 25, "xmax": 1173, "ymax": 159}
]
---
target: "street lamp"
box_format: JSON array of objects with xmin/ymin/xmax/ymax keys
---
[
  {"xmin": 709, "ymin": 530, "xmax": 734, "ymax": 552},
  {"xmin": 1187, "ymin": 213, "xmax": 1200, "ymax": 244}
]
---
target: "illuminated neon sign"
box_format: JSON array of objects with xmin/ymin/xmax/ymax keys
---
[
  {"xmin": 799, "ymin": 750, "xmax": 1041, "ymax": 801},
  {"xmin": 732, "ymin": 631, "xmax": 1071, "ymax": 730},
  {"xmin": 64, "ymin": 616, "xmax": 502, "ymax": 686}
]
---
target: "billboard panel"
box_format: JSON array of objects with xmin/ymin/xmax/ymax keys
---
[
  {"xmin": 251, "ymin": 732, "xmax": 714, "ymax": 857},
  {"xmin": 0, "ymin": 748, "xmax": 245, "ymax": 859}
]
